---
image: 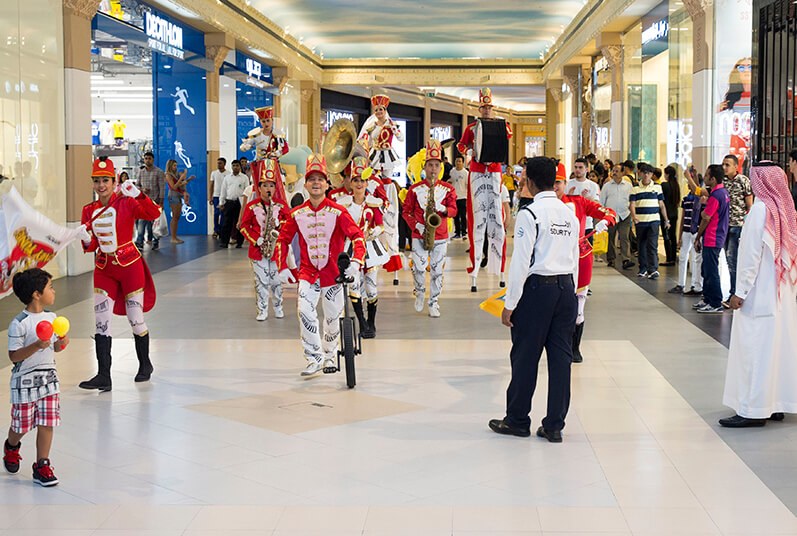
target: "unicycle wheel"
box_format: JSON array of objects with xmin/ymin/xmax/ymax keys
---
[{"xmin": 341, "ymin": 317, "xmax": 356, "ymax": 388}]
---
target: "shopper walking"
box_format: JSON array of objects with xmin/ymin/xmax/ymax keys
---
[
  {"xmin": 134, "ymin": 151, "xmax": 164, "ymax": 250},
  {"xmin": 660, "ymin": 165, "xmax": 681, "ymax": 266},
  {"xmin": 600, "ymin": 164, "xmax": 634, "ymax": 269}
]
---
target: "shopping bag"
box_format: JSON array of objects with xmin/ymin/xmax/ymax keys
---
[
  {"xmin": 479, "ymin": 288, "xmax": 507, "ymax": 318},
  {"xmin": 592, "ymin": 231, "xmax": 608, "ymax": 256},
  {"xmin": 153, "ymin": 211, "xmax": 169, "ymax": 238}
]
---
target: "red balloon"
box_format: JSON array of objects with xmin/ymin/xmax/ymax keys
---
[{"xmin": 36, "ymin": 321, "xmax": 53, "ymax": 341}]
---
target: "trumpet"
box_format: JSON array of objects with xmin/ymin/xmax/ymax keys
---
[{"xmin": 423, "ymin": 185, "xmax": 441, "ymax": 251}]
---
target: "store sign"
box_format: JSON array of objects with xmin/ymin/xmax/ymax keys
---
[
  {"xmin": 326, "ymin": 110, "xmax": 354, "ymax": 124},
  {"xmin": 642, "ymin": 19, "xmax": 668, "ymax": 45},
  {"xmin": 430, "ymin": 125, "xmax": 451, "ymax": 142},
  {"xmin": 245, "ymin": 58, "xmax": 264, "ymax": 88},
  {"xmin": 595, "ymin": 127, "xmax": 610, "ymax": 149},
  {"xmin": 594, "ymin": 57, "xmax": 609, "ymax": 73},
  {"xmin": 145, "ymin": 12, "xmax": 184, "ymax": 59},
  {"xmin": 667, "ymin": 119, "xmax": 693, "ymax": 170}
]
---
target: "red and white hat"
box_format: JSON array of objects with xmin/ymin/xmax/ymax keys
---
[
  {"xmin": 371, "ymin": 94, "xmax": 390, "ymax": 108},
  {"xmin": 258, "ymin": 158, "xmax": 279, "ymax": 184},
  {"xmin": 305, "ymin": 153, "xmax": 328, "ymax": 179},
  {"xmin": 92, "ymin": 157, "xmax": 116, "ymax": 178},
  {"xmin": 425, "ymin": 139, "xmax": 443, "ymax": 163},
  {"xmin": 351, "ymin": 156, "xmax": 369, "ymax": 178},
  {"xmin": 255, "ymin": 106, "xmax": 274, "ymax": 121},
  {"xmin": 556, "ymin": 161, "xmax": 567, "ymax": 182},
  {"xmin": 479, "ymin": 87, "xmax": 493, "ymax": 107}
]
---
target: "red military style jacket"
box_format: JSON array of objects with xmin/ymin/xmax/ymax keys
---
[
  {"xmin": 457, "ymin": 120, "xmax": 513, "ymax": 174},
  {"xmin": 275, "ymin": 197, "xmax": 366, "ymax": 287},
  {"xmin": 240, "ymin": 198, "xmax": 289, "ymax": 262},
  {"xmin": 402, "ymin": 179, "xmax": 458, "ymax": 241},
  {"xmin": 561, "ymin": 194, "xmax": 617, "ymax": 291}
]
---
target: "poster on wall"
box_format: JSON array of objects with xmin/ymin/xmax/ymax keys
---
[{"xmin": 713, "ymin": 0, "xmax": 752, "ymax": 169}]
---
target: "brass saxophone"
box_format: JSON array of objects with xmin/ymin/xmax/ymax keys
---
[
  {"xmin": 261, "ymin": 199, "xmax": 279, "ymax": 259},
  {"xmin": 423, "ymin": 182, "xmax": 442, "ymax": 251}
]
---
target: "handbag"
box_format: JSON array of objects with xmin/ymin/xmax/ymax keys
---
[
  {"xmin": 153, "ymin": 211, "xmax": 169, "ymax": 238},
  {"xmin": 592, "ymin": 231, "xmax": 609, "ymax": 256}
]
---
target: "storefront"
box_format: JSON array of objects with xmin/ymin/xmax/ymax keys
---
[
  {"xmin": 523, "ymin": 122, "xmax": 547, "ymax": 158},
  {"xmin": 592, "ymin": 56, "xmax": 612, "ymax": 161},
  {"xmin": 91, "ymin": 0, "xmax": 210, "ymax": 234},
  {"xmin": 430, "ymin": 109, "xmax": 462, "ymax": 164}
]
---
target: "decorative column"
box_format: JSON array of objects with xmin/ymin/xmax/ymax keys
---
[
  {"xmin": 63, "ymin": 0, "xmax": 101, "ymax": 275},
  {"xmin": 300, "ymin": 80, "xmax": 321, "ymax": 150},
  {"xmin": 599, "ymin": 37, "xmax": 625, "ymax": 163},
  {"xmin": 545, "ymin": 80, "xmax": 563, "ymax": 158},
  {"xmin": 271, "ymin": 66, "xmax": 288, "ymax": 130},
  {"xmin": 423, "ymin": 96, "xmax": 432, "ymax": 143},
  {"xmin": 581, "ymin": 66, "xmax": 593, "ymax": 157},
  {"xmin": 562, "ymin": 66, "xmax": 581, "ymax": 165},
  {"xmin": 684, "ymin": 0, "xmax": 715, "ymax": 171},
  {"xmin": 205, "ymin": 32, "xmax": 233, "ymax": 208}
]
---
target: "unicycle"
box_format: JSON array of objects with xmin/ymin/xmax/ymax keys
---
[{"xmin": 322, "ymin": 252, "xmax": 362, "ymax": 388}]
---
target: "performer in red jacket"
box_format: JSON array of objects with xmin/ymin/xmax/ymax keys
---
[
  {"xmin": 240, "ymin": 106, "xmax": 290, "ymax": 206},
  {"xmin": 554, "ymin": 169, "xmax": 617, "ymax": 363},
  {"xmin": 457, "ymin": 87, "xmax": 512, "ymax": 291},
  {"xmin": 275, "ymin": 154, "xmax": 366, "ymax": 376},
  {"xmin": 240, "ymin": 159, "xmax": 289, "ymax": 321},
  {"xmin": 79, "ymin": 157, "xmax": 162, "ymax": 391},
  {"xmin": 402, "ymin": 140, "xmax": 458, "ymax": 318}
]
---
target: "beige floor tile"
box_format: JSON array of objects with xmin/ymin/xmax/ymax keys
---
[
  {"xmin": 98, "ymin": 505, "xmax": 201, "ymax": 530},
  {"xmin": 0, "ymin": 505, "xmax": 34, "ymax": 529},
  {"xmin": 364, "ymin": 506, "xmax": 453, "ymax": 531},
  {"xmin": 706, "ymin": 507, "xmax": 797, "ymax": 534},
  {"xmin": 11, "ymin": 504, "xmax": 118, "ymax": 530},
  {"xmin": 537, "ymin": 507, "xmax": 629, "ymax": 532},
  {"xmin": 622, "ymin": 507, "xmax": 720, "ymax": 534},
  {"xmin": 187, "ymin": 505, "xmax": 284, "ymax": 530},
  {"xmin": 275, "ymin": 506, "xmax": 368, "ymax": 530},
  {"xmin": 452, "ymin": 506, "xmax": 540, "ymax": 532}
]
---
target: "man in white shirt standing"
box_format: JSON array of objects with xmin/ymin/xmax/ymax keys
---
[
  {"xmin": 566, "ymin": 157, "xmax": 600, "ymax": 239},
  {"xmin": 489, "ymin": 157, "xmax": 580, "ymax": 443},
  {"xmin": 600, "ymin": 163, "xmax": 634, "ymax": 269},
  {"xmin": 450, "ymin": 155, "xmax": 469, "ymax": 239},
  {"xmin": 218, "ymin": 160, "xmax": 248, "ymax": 249},
  {"xmin": 209, "ymin": 157, "xmax": 229, "ymax": 239}
]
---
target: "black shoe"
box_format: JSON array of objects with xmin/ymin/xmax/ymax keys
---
[
  {"xmin": 660, "ymin": 261, "xmax": 675, "ymax": 266},
  {"xmin": 668, "ymin": 285, "xmax": 684, "ymax": 294},
  {"xmin": 134, "ymin": 242, "xmax": 144, "ymax": 250},
  {"xmin": 607, "ymin": 260, "xmax": 614, "ymax": 267},
  {"xmin": 3, "ymin": 440, "xmax": 21, "ymax": 474},
  {"xmin": 718, "ymin": 414, "xmax": 767, "ymax": 428},
  {"xmin": 32, "ymin": 458, "xmax": 58, "ymax": 487},
  {"xmin": 480, "ymin": 257, "xmax": 488, "ymax": 268},
  {"xmin": 235, "ymin": 243, "xmax": 243, "ymax": 249},
  {"xmin": 79, "ymin": 335, "xmax": 112, "ymax": 391},
  {"xmin": 219, "ymin": 243, "xmax": 228, "ymax": 249},
  {"xmin": 489, "ymin": 419, "xmax": 530, "ymax": 437},
  {"xmin": 152, "ymin": 241, "xmax": 159, "ymax": 251},
  {"xmin": 622, "ymin": 260, "xmax": 635, "ymax": 270},
  {"xmin": 351, "ymin": 298, "xmax": 374, "ymax": 339},
  {"xmin": 366, "ymin": 300, "xmax": 378, "ymax": 336},
  {"xmin": 572, "ymin": 323, "xmax": 584, "ymax": 363},
  {"xmin": 536, "ymin": 426, "xmax": 563, "ymax": 443},
  {"xmin": 682, "ymin": 288, "xmax": 702, "ymax": 296},
  {"xmin": 770, "ymin": 412, "xmax": 785, "ymax": 421},
  {"xmin": 471, "ymin": 285, "xmax": 477, "ymax": 292},
  {"xmin": 134, "ymin": 333, "xmax": 153, "ymax": 382}
]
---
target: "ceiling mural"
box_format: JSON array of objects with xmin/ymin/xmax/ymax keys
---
[{"xmin": 249, "ymin": 0, "xmax": 585, "ymax": 59}]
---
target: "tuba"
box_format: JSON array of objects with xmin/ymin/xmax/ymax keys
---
[
  {"xmin": 423, "ymin": 182, "xmax": 441, "ymax": 251},
  {"xmin": 261, "ymin": 199, "xmax": 279, "ymax": 259},
  {"xmin": 323, "ymin": 118, "xmax": 357, "ymax": 188}
]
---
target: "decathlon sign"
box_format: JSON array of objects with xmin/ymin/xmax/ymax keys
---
[
  {"xmin": 245, "ymin": 58, "xmax": 265, "ymax": 88},
  {"xmin": 145, "ymin": 12, "xmax": 184, "ymax": 59},
  {"xmin": 642, "ymin": 19, "xmax": 668, "ymax": 45}
]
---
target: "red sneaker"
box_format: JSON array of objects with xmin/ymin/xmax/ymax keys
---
[
  {"xmin": 32, "ymin": 458, "xmax": 58, "ymax": 487},
  {"xmin": 3, "ymin": 440, "xmax": 21, "ymax": 474}
]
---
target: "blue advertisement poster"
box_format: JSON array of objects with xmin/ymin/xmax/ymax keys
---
[
  {"xmin": 234, "ymin": 52, "xmax": 273, "ymax": 161},
  {"xmin": 152, "ymin": 51, "xmax": 207, "ymax": 235}
]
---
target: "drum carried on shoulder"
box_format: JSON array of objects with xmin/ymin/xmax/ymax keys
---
[{"xmin": 474, "ymin": 118, "xmax": 509, "ymax": 164}]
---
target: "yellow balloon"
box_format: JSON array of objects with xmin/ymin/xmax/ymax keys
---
[{"xmin": 52, "ymin": 316, "xmax": 70, "ymax": 338}]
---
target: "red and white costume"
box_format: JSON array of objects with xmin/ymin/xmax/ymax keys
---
[
  {"xmin": 275, "ymin": 154, "xmax": 366, "ymax": 366},
  {"xmin": 359, "ymin": 95, "xmax": 403, "ymax": 275},
  {"xmin": 339, "ymin": 185, "xmax": 386, "ymax": 303},
  {"xmin": 402, "ymin": 140, "xmax": 458, "ymax": 312},
  {"xmin": 457, "ymin": 87, "xmax": 512, "ymax": 284},
  {"xmin": 240, "ymin": 106, "xmax": 290, "ymax": 205},
  {"xmin": 240, "ymin": 162, "xmax": 290, "ymax": 320}
]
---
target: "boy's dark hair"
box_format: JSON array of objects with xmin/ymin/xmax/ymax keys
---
[
  {"xmin": 143, "ymin": 151, "xmax": 154, "ymax": 158},
  {"xmin": 574, "ymin": 157, "xmax": 589, "ymax": 166},
  {"xmin": 707, "ymin": 164, "xmax": 725, "ymax": 184},
  {"xmin": 454, "ymin": 155, "xmax": 464, "ymax": 162},
  {"xmin": 12, "ymin": 268, "xmax": 52, "ymax": 305},
  {"xmin": 217, "ymin": 157, "xmax": 227, "ymax": 164},
  {"xmin": 622, "ymin": 159, "xmax": 635, "ymax": 171},
  {"xmin": 231, "ymin": 159, "xmax": 241, "ymax": 167},
  {"xmin": 653, "ymin": 167, "xmax": 663, "ymax": 179},
  {"xmin": 526, "ymin": 157, "xmax": 556, "ymax": 190},
  {"xmin": 723, "ymin": 154, "xmax": 739, "ymax": 165},
  {"xmin": 638, "ymin": 163, "xmax": 653, "ymax": 174},
  {"xmin": 789, "ymin": 149, "xmax": 797, "ymax": 163}
]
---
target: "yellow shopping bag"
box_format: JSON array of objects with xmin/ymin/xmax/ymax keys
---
[
  {"xmin": 479, "ymin": 289, "xmax": 507, "ymax": 318},
  {"xmin": 592, "ymin": 231, "xmax": 608, "ymax": 256}
]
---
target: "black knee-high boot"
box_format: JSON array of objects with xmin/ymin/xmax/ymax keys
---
[
  {"xmin": 79, "ymin": 335, "xmax": 112, "ymax": 391},
  {"xmin": 351, "ymin": 297, "xmax": 374, "ymax": 339},
  {"xmin": 366, "ymin": 299, "xmax": 378, "ymax": 336},
  {"xmin": 572, "ymin": 322, "xmax": 584, "ymax": 363},
  {"xmin": 134, "ymin": 333, "xmax": 153, "ymax": 382}
]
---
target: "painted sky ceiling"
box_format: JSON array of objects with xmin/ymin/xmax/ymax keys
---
[{"xmin": 250, "ymin": 0, "xmax": 585, "ymax": 59}]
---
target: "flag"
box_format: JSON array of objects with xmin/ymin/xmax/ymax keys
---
[
  {"xmin": 0, "ymin": 187, "xmax": 83, "ymax": 298},
  {"xmin": 479, "ymin": 288, "xmax": 507, "ymax": 318}
]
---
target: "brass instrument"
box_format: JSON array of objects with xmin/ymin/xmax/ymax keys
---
[
  {"xmin": 323, "ymin": 118, "xmax": 357, "ymax": 188},
  {"xmin": 423, "ymin": 183, "xmax": 441, "ymax": 251},
  {"xmin": 261, "ymin": 199, "xmax": 279, "ymax": 259}
]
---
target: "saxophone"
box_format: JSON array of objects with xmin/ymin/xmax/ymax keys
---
[
  {"xmin": 261, "ymin": 199, "xmax": 279, "ymax": 259},
  {"xmin": 423, "ymin": 182, "xmax": 442, "ymax": 251}
]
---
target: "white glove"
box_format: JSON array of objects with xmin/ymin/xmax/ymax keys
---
[
  {"xmin": 239, "ymin": 139, "xmax": 252, "ymax": 152},
  {"xmin": 77, "ymin": 224, "xmax": 92, "ymax": 243},
  {"xmin": 434, "ymin": 199, "xmax": 446, "ymax": 214},
  {"xmin": 256, "ymin": 237, "xmax": 264, "ymax": 246},
  {"xmin": 344, "ymin": 261, "xmax": 360, "ymax": 281},
  {"xmin": 120, "ymin": 181, "xmax": 140, "ymax": 198},
  {"xmin": 415, "ymin": 223, "xmax": 425, "ymax": 235},
  {"xmin": 279, "ymin": 269, "xmax": 296, "ymax": 284},
  {"xmin": 594, "ymin": 220, "xmax": 609, "ymax": 234}
]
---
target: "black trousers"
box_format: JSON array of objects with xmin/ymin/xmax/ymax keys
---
[
  {"xmin": 220, "ymin": 200, "xmax": 243, "ymax": 246},
  {"xmin": 506, "ymin": 274, "xmax": 577, "ymax": 431},
  {"xmin": 455, "ymin": 199, "xmax": 467, "ymax": 236}
]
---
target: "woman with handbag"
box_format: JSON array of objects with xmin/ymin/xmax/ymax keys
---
[{"xmin": 164, "ymin": 159, "xmax": 194, "ymax": 244}]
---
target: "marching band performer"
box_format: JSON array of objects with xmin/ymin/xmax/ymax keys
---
[
  {"xmin": 338, "ymin": 157, "xmax": 387, "ymax": 339},
  {"xmin": 359, "ymin": 94, "xmax": 403, "ymax": 283},
  {"xmin": 402, "ymin": 140, "xmax": 458, "ymax": 318},
  {"xmin": 554, "ymin": 165, "xmax": 617, "ymax": 363},
  {"xmin": 457, "ymin": 87, "xmax": 512, "ymax": 291},
  {"xmin": 275, "ymin": 154, "xmax": 366, "ymax": 376},
  {"xmin": 79, "ymin": 157, "xmax": 161, "ymax": 391},
  {"xmin": 240, "ymin": 105, "xmax": 290, "ymax": 205},
  {"xmin": 240, "ymin": 159, "xmax": 288, "ymax": 321}
]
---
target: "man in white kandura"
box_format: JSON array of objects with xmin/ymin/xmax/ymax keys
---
[{"xmin": 719, "ymin": 162, "xmax": 797, "ymax": 428}]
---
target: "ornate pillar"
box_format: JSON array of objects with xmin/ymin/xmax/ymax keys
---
[
  {"xmin": 423, "ymin": 97, "xmax": 432, "ymax": 143},
  {"xmin": 63, "ymin": 0, "xmax": 101, "ymax": 275},
  {"xmin": 600, "ymin": 40, "xmax": 625, "ymax": 163},
  {"xmin": 581, "ymin": 66, "xmax": 593, "ymax": 157},
  {"xmin": 562, "ymin": 66, "xmax": 581, "ymax": 165},
  {"xmin": 684, "ymin": 0, "xmax": 715, "ymax": 171},
  {"xmin": 300, "ymin": 80, "xmax": 321, "ymax": 150},
  {"xmin": 205, "ymin": 32, "xmax": 233, "ymax": 210},
  {"xmin": 271, "ymin": 66, "xmax": 289, "ymax": 129},
  {"xmin": 545, "ymin": 80, "xmax": 563, "ymax": 158}
]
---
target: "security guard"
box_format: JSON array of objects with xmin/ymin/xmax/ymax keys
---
[{"xmin": 489, "ymin": 156, "xmax": 580, "ymax": 443}]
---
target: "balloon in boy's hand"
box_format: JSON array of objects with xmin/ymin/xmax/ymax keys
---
[
  {"xmin": 53, "ymin": 316, "xmax": 70, "ymax": 338},
  {"xmin": 36, "ymin": 321, "xmax": 53, "ymax": 341}
]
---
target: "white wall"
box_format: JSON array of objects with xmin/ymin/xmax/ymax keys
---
[{"xmin": 218, "ymin": 75, "xmax": 237, "ymax": 164}]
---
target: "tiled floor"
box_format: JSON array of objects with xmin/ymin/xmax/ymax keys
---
[{"xmin": 0, "ymin": 237, "xmax": 796, "ymax": 535}]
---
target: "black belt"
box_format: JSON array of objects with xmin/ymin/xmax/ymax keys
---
[{"xmin": 529, "ymin": 274, "xmax": 572, "ymax": 285}]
